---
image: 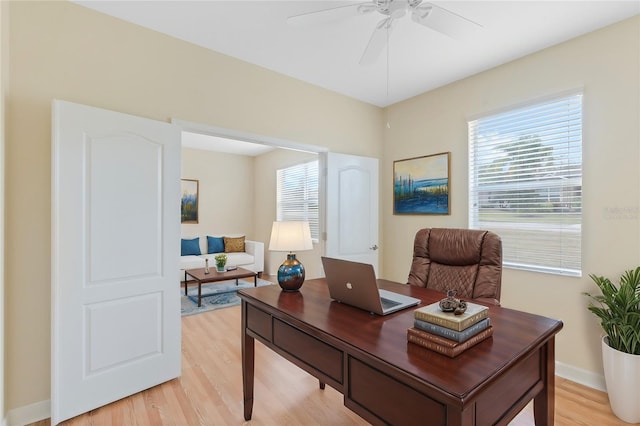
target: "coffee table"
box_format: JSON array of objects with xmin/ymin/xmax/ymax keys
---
[{"xmin": 184, "ymin": 266, "xmax": 258, "ymax": 307}]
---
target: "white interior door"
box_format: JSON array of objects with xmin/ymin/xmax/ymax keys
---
[
  {"xmin": 51, "ymin": 100, "xmax": 181, "ymax": 424},
  {"xmin": 325, "ymin": 152, "xmax": 379, "ymax": 272}
]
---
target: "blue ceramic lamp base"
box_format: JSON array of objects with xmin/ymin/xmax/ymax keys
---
[{"xmin": 277, "ymin": 253, "xmax": 306, "ymax": 292}]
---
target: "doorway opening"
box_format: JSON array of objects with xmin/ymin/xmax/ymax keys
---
[{"xmin": 175, "ymin": 120, "xmax": 326, "ymax": 279}]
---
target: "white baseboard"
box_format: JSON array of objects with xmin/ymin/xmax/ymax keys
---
[
  {"xmin": 2, "ymin": 365, "xmax": 605, "ymax": 426},
  {"xmin": 6, "ymin": 400, "xmax": 50, "ymax": 426},
  {"xmin": 556, "ymin": 361, "xmax": 606, "ymax": 392}
]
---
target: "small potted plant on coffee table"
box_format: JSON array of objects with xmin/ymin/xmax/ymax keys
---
[{"xmin": 214, "ymin": 254, "xmax": 227, "ymax": 272}]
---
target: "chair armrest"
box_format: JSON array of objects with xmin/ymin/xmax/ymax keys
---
[{"xmin": 245, "ymin": 240, "xmax": 264, "ymax": 272}]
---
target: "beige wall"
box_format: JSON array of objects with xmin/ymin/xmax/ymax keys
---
[
  {"xmin": 1, "ymin": 0, "xmax": 7, "ymax": 420},
  {"xmin": 382, "ymin": 16, "xmax": 640, "ymax": 378},
  {"xmin": 253, "ymin": 149, "xmax": 322, "ymax": 278},
  {"xmin": 5, "ymin": 1, "xmax": 382, "ymax": 411},
  {"xmin": 180, "ymin": 148, "xmax": 255, "ymax": 243}
]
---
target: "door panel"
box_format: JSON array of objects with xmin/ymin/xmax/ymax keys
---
[
  {"xmin": 326, "ymin": 152, "xmax": 379, "ymax": 272},
  {"xmin": 89, "ymin": 134, "xmax": 162, "ymax": 282},
  {"xmin": 337, "ymin": 167, "xmax": 372, "ymax": 255},
  {"xmin": 52, "ymin": 100, "xmax": 181, "ymax": 424},
  {"xmin": 85, "ymin": 292, "xmax": 162, "ymax": 373}
]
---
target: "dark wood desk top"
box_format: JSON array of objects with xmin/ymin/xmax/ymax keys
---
[{"xmin": 239, "ymin": 278, "xmax": 563, "ymax": 402}]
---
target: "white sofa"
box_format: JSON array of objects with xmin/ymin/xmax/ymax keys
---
[{"xmin": 180, "ymin": 237, "xmax": 264, "ymax": 282}]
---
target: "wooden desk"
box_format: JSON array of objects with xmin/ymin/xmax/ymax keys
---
[{"xmin": 238, "ymin": 279, "xmax": 562, "ymax": 426}]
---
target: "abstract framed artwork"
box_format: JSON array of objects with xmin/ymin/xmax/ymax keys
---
[
  {"xmin": 181, "ymin": 179, "xmax": 199, "ymax": 223},
  {"xmin": 393, "ymin": 152, "xmax": 450, "ymax": 215}
]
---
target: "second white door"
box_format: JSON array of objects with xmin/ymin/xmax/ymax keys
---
[{"xmin": 325, "ymin": 152, "xmax": 379, "ymax": 272}]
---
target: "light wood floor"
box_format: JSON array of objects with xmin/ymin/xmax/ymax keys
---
[{"xmin": 34, "ymin": 293, "xmax": 635, "ymax": 426}]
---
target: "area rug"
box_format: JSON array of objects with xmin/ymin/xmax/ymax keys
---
[{"xmin": 181, "ymin": 278, "xmax": 273, "ymax": 316}]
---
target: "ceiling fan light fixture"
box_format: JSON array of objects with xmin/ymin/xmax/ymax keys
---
[
  {"xmin": 375, "ymin": 0, "xmax": 392, "ymax": 15},
  {"xmin": 387, "ymin": 0, "xmax": 410, "ymax": 19}
]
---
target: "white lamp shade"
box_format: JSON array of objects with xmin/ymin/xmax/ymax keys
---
[{"xmin": 269, "ymin": 221, "xmax": 313, "ymax": 252}]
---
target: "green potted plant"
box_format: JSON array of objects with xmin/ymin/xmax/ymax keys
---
[
  {"xmin": 214, "ymin": 254, "xmax": 227, "ymax": 272},
  {"xmin": 583, "ymin": 266, "xmax": 640, "ymax": 423}
]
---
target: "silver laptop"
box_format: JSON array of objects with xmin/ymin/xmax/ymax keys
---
[{"xmin": 321, "ymin": 257, "xmax": 420, "ymax": 315}]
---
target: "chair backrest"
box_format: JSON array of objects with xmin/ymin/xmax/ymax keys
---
[{"xmin": 407, "ymin": 228, "xmax": 503, "ymax": 305}]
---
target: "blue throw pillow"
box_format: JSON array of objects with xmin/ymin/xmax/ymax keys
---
[
  {"xmin": 207, "ymin": 236, "xmax": 225, "ymax": 254},
  {"xmin": 181, "ymin": 238, "xmax": 201, "ymax": 256}
]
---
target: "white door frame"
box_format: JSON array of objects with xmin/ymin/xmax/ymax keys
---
[
  {"xmin": 173, "ymin": 118, "xmax": 329, "ymax": 270},
  {"xmin": 172, "ymin": 119, "xmax": 328, "ymax": 154},
  {"xmin": 172, "ymin": 119, "xmax": 380, "ymax": 273}
]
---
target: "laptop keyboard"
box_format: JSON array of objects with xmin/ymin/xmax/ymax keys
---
[{"xmin": 380, "ymin": 297, "xmax": 402, "ymax": 309}]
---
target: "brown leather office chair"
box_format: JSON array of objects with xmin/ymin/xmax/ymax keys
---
[{"xmin": 407, "ymin": 228, "xmax": 503, "ymax": 305}]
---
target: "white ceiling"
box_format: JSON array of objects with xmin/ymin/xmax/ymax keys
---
[{"xmin": 76, "ymin": 1, "xmax": 638, "ymax": 108}]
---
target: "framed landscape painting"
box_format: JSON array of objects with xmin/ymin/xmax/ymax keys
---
[
  {"xmin": 181, "ymin": 179, "xmax": 199, "ymax": 223},
  {"xmin": 393, "ymin": 152, "xmax": 450, "ymax": 215}
]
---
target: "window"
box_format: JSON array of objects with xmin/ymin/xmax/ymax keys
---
[
  {"xmin": 276, "ymin": 160, "xmax": 319, "ymax": 241},
  {"xmin": 468, "ymin": 92, "xmax": 583, "ymax": 276}
]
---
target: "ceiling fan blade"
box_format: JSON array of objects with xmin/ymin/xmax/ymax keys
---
[
  {"xmin": 287, "ymin": 2, "xmax": 369, "ymax": 27},
  {"xmin": 411, "ymin": 3, "xmax": 482, "ymax": 40},
  {"xmin": 359, "ymin": 17, "xmax": 393, "ymax": 66},
  {"xmin": 356, "ymin": 3, "xmax": 379, "ymax": 15}
]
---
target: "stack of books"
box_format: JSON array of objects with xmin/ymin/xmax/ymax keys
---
[{"xmin": 407, "ymin": 301, "xmax": 493, "ymax": 357}]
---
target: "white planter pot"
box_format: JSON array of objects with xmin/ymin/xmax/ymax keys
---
[{"xmin": 602, "ymin": 336, "xmax": 640, "ymax": 423}]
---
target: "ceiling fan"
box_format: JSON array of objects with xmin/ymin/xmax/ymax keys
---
[{"xmin": 287, "ymin": 0, "xmax": 482, "ymax": 66}]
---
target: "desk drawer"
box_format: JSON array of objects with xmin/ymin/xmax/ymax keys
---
[
  {"xmin": 347, "ymin": 357, "xmax": 445, "ymax": 426},
  {"xmin": 476, "ymin": 350, "xmax": 541, "ymax": 425},
  {"xmin": 273, "ymin": 319, "xmax": 343, "ymax": 384},
  {"xmin": 246, "ymin": 304, "xmax": 272, "ymax": 342}
]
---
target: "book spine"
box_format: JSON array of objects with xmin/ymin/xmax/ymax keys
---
[
  {"xmin": 414, "ymin": 318, "xmax": 490, "ymax": 343},
  {"xmin": 407, "ymin": 327, "xmax": 459, "ymax": 348},
  {"xmin": 407, "ymin": 334, "xmax": 457, "ymax": 357},
  {"xmin": 407, "ymin": 326, "xmax": 494, "ymax": 357},
  {"xmin": 414, "ymin": 309, "xmax": 488, "ymax": 331}
]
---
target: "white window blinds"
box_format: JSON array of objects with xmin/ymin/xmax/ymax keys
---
[
  {"xmin": 468, "ymin": 92, "xmax": 583, "ymax": 276},
  {"xmin": 276, "ymin": 160, "xmax": 319, "ymax": 241}
]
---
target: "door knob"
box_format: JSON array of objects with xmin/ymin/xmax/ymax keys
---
[{"xmin": 370, "ymin": 244, "xmax": 379, "ymax": 251}]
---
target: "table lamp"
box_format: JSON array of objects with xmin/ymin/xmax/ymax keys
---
[{"xmin": 269, "ymin": 221, "xmax": 313, "ymax": 291}]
